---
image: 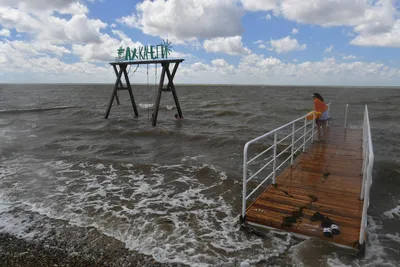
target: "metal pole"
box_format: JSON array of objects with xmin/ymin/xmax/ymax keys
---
[
  {"xmin": 291, "ymin": 123, "xmax": 295, "ymax": 164},
  {"xmin": 272, "ymin": 132, "xmax": 277, "ymax": 184},
  {"xmin": 344, "ymin": 104, "xmax": 348, "ymax": 128},
  {"xmin": 311, "ymin": 113, "xmax": 315, "ymax": 143},
  {"xmin": 242, "ymin": 144, "xmax": 249, "ymax": 219},
  {"xmin": 302, "ymin": 117, "xmax": 307, "ymax": 152}
]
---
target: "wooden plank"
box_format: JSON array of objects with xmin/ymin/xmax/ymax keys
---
[
  {"xmin": 246, "ymin": 208, "xmax": 360, "ymax": 248},
  {"xmin": 262, "ymin": 189, "xmax": 362, "ymax": 218},
  {"xmin": 245, "ymin": 126, "xmax": 364, "ymax": 249}
]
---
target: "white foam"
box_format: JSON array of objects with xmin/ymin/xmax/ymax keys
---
[
  {"xmin": 95, "ymin": 163, "xmax": 106, "ymax": 170},
  {"xmin": 386, "ymin": 233, "xmax": 400, "ymax": 244},
  {"xmin": 138, "ymin": 103, "xmax": 154, "ymax": 109},
  {"xmin": 361, "ymin": 216, "xmax": 396, "ymax": 267},
  {"xmin": 0, "ymin": 158, "xmax": 321, "ymax": 266},
  {"xmin": 383, "ymin": 205, "xmax": 400, "ymax": 219}
]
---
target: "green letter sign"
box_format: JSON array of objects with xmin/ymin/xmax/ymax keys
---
[{"xmin": 116, "ymin": 39, "xmax": 173, "ymax": 62}]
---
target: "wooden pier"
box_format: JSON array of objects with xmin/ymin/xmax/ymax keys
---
[{"xmin": 245, "ymin": 126, "xmax": 364, "ymax": 249}]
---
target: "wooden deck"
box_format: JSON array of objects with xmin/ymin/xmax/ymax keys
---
[{"xmin": 245, "ymin": 126, "xmax": 364, "ymax": 249}]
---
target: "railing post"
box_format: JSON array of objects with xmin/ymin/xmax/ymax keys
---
[
  {"xmin": 302, "ymin": 117, "xmax": 307, "ymax": 152},
  {"xmin": 291, "ymin": 123, "xmax": 295, "ymax": 164},
  {"xmin": 272, "ymin": 132, "xmax": 277, "ymax": 184},
  {"xmin": 242, "ymin": 144, "xmax": 248, "ymax": 219},
  {"xmin": 344, "ymin": 104, "xmax": 349, "ymax": 128},
  {"xmin": 311, "ymin": 112, "xmax": 316, "ymax": 143}
]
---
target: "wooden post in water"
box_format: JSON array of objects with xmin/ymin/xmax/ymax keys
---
[
  {"xmin": 112, "ymin": 65, "xmax": 122, "ymax": 105},
  {"xmin": 105, "ymin": 64, "xmax": 139, "ymax": 119}
]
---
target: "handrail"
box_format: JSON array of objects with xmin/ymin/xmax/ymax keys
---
[
  {"xmin": 242, "ymin": 104, "xmax": 331, "ymax": 219},
  {"xmin": 359, "ymin": 105, "xmax": 374, "ymax": 245}
]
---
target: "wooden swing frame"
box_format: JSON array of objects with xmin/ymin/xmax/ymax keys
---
[{"xmin": 105, "ymin": 59, "xmax": 184, "ymax": 126}]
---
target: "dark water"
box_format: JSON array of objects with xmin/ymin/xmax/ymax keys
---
[{"xmin": 0, "ymin": 84, "xmax": 399, "ymax": 266}]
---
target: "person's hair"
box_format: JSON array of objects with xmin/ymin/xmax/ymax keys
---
[{"xmin": 313, "ymin": 93, "xmax": 324, "ymax": 102}]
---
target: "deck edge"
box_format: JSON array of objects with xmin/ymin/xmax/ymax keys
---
[{"xmin": 246, "ymin": 221, "xmax": 360, "ymax": 251}]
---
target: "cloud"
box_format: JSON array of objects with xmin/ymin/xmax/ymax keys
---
[
  {"xmin": 324, "ymin": 45, "xmax": 333, "ymax": 53},
  {"xmin": 269, "ymin": 36, "xmax": 306, "ymax": 53},
  {"xmin": 211, "ymin": 59, "xmax": 236, "ymax": 74},
  {"xmin": 0, "ymin": 40, "xmax": 108, "ymax": 78},
  {"xmin": 241, "ymin": 0, "xmax": 278, "ymax": 11},
  {"xmin": 6, "ymin": 40, "xmax": 70, "ymax": 57},
  {"xmin": 0, "ymin": 5, "xmax": 107, "ymax": 45},
  {"xmin": 280, "ymin": 0, "xmax": 368, "ymax": 27},
  {"xmin": 243, "ymin": 0, "xmax": 400, "ymax": 48},
  {"xmin": 265, "ymin": 14, "xmax": 272, "ymax": 20},
  {"xmin": 117, "ymin": 0, "xmax": 244, "ymax": 42},
  {"xmin": 343, "ymin": 55, "xmax": 357, "ymax": 60},
  {"xmin": 203, "ymin": 36, "xmax": 251, "ymax": 55},
  {"xmin": 72, "ymin": 31, "xmax": 143, "ymax": 62},
  {"xmin": 291, "ymin": 28, "xmax": 299, "ymax": 34},
  {"xmin": 351, "ymin": 19, "xmax": 400, "ymax": 47},
  {"xmin": 180, "ymin": 53, "xmax": 400, "ymax": 85},
  {"xmin": 0, "ymin": 0, "xmax": 88, "ymax": 15},
  {"xmin": 0, "ymin": 28, "xmax": 10, "ymax": 36}
]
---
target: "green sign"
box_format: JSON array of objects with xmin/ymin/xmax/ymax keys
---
[{"xmin": 116, "ymin": 39, "xmax": 173, "ymax": 61}]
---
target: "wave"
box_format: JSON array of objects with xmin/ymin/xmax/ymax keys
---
[
  {"xmin": 199, "ymin": 101, "xmax": 241, "ymax": 108},
  {"xmin": 0, "ymin": 159, "xmax": 287, "ymax": 267},
  {"xmin": 213, "ymin": 110, "xmax": 252, "ymax": 117},
  {"xmin": 0, "ymin": 106, "xmax": 77, "ymax": 114}
]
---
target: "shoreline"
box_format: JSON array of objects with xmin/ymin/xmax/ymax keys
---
[{"xmin": 0, "ymin": 231, "xmax": 189, "ymax": 267}]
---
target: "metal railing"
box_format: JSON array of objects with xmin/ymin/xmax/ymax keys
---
[
  {"xmin": 241, "ymin": 104, "xmax": 330, "ymax": 219},
  {"xmin": 359, "ymin": 105, "xmax": 374, "ymax": 245}
]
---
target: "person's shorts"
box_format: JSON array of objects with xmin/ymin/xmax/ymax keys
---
[{"xmin": 317, "ymin": 111, "xmax": 330, "ymax": 121}]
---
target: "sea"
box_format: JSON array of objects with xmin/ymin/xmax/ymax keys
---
[{"xmin": 0, "ymin": 84, "xmax": 399, "ymax": 267}]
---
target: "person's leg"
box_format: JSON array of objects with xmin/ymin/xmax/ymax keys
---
[
  {"xmin": 316, "ymin": 120, "xmax": 322, "ymax": 139},
  {"xmin": 320, "ymin": 120, "xmax": 326, "ymax": 140}
]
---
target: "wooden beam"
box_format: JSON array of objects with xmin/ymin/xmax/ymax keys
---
[
  {"xmin": 165, "ymin": 63, "xmax": 183, "ymax": 119},
  {"xmin": 110, "ymin": 59, "xmax": 184, "ymax": 66},
  {"xmin": 105, "ymin": 65, "xmax": 124, "ymax": 119},
  {"xmin": 152, "ymin": 63, "xmax": 167, "ymax": 126},
  {"xmin": 112, "ymin": 65, "xmax": 121, "ymax": 105},
  {"xmin": 122, "ymin": 65, "xmax": 139, "ymax": 117}
]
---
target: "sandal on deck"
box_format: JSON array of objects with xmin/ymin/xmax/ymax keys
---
[
  {"xmin": 331, "ymin": 224, "xmax": 340, "ymax": 235},
  {"xmin": 323, "ymin": 227, "xmax": 333, "ymax": 237},
  {"xmin": 321, "ymin": 217, "xmax": 333, "ymax": 228},
  {"xmin": 310, "ymin": 212, "xmax": 325, "ymax": 222}
]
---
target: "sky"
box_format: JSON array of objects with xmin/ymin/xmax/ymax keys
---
[{"xmin": 0, "ymin": 0, "xmax": 399, "ymax": 86}]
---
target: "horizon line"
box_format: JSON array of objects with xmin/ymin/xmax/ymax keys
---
[{"xmin": 0, "ymin": 82, "xmax": 399, "ymax": 88}]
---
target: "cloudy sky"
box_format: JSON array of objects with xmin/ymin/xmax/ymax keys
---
[{"xmin": 0, "ymin": 0, "xmax": 399, "ymax": 85}]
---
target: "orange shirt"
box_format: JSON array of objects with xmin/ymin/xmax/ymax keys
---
[{"xmin": 314, "ymin": 99, "xmax": 328, "ymax": 113}]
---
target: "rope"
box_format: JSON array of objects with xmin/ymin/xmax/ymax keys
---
[
  {"xmin": 129, "ymin": 65, "xmax": 139, "ymax": 78},
  {"xmin": 147, "ymin": 64, "xmax": 150, "ymax": 121}
]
